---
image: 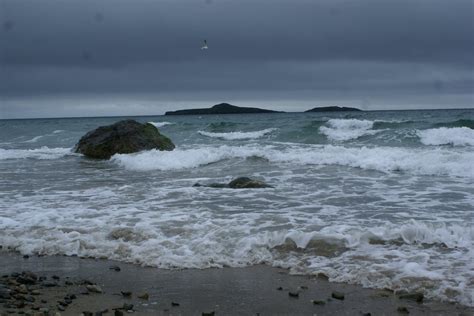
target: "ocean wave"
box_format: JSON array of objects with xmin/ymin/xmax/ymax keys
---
[
  {"xmin": 23, "ymin": 135, "xmax": 44, "ymax": 143},
  {"xmin": 0, "ymin": 147, "xmax": 72, "ymax": 160},
  {"xmin": 0, "ymin": 218, "xmax": 471, "ymax": 305},
  {"xmin": 417, "ymin": 127, "xmax": 474, "ymax": 146},
  {"xmin": 148, "ymin": 121, "xmax": 175, "ymax": 128},
  {"xmin": 198, "ymin": 128, "xmax": 277, "ymax": 140},
  {"xmin": 433, "ymin": 119, "xmax": 474, "ymax": 129},
  {"xmin": 319, "ymin": 119, "xmax": 380, "ymax": 141},
  {"xmin": 111, "ymin": 144, "xmax": 474, "ymax": 178}
]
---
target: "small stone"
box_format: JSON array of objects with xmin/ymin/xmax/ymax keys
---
[
  {"xmin": 82, "ymin": 312, "xmax": 93, "ymax": 316},
  {"xmin": 122, "ymin": 303, "xmax": 133, "ymax": 311},
  {"xmin": 331, "ymin": 291, "xmax": 345, "ymax": 300},
  {"xmin": 109, "ymin": 266, "xmax": 121, "ymax": 272},
  {"xmin": 288, "ymin": 291, "xmax": 299, "ymax": 298},
  {"xmin": 398, "ymin": 292, "xmax": 423, "ymax": 303},
  {"xmin": 52, "ymin": 275, "xmax": 60, "ymax": 280},
  {"xmin": 276, "ymin": 286, "xmax": 283, "ymax": 291},
  {"xmin": 42, "ymin": 282, "xmax": 58, "ymax": 288},
  {"xmin": 311, "ymin": 300, "xmax": 326, "ymax": 305},
  {"xmin": 114, "ymin": 311, "xmax": 124, "ymax": 316},
  {"xmin": 41, "ymin": 299, "xmax": 47, "ymax": 304},
  {"xmin": 30, "ymin": 290, "xmax": 40, "ymax": 296},
  {"xmin": 397, "ymin": 306, "xmax": 409, "ymax": 313},
  {"xmin": 171, "ymin": 301, "xmax": 180, "ymax": 306},
  {"xmin": 86, "ymin": 285, "xmax": 103, "ymax": 293},
  {"xmin": 137, "ymin": 293, "xmax": 149, "ymax": 300},
  {"xmin": 23, "ymin": 255, "xmax": 29, "ymax": 259},
  {"xmin": 202, "ymin": 312, "xmax": 215, "ymax": 316},
  {"xmin": 65, "ymin": 281, "xmax": 73, "ymax": 286},
  {"xmin": 362, "ymin": 313, "xmax": 372, "ymax": 316},
  {"xmin": 121, "ymin": 291, "xmax": 132, "ymax": 298},
  {"xmin": 57, "ymin": 305, "xmax": 66, "ymax": 311},
  {"xmin": 317, "ymin": 273, "xmax": 329, "ymax": 280},
  {"xmin": 58, "ymin": 300, "xmax": 68, "ymax": 306}
]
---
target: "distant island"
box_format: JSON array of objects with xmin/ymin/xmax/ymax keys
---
[
  {"xmin": 165, "ymin": 103, "xmax": 284, "ymax": 115},
  {"xmin": 305, "ymin": 106, "xmax": 362, "ymax": 112}
]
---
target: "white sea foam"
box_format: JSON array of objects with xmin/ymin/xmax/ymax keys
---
[
  {"xmin": 198, "ymin": 128, "xmax": 277, "ymax": 140},
  {"xmin": 23, "ymin": 135, "xmax": 44, "ymax": 143},
  {"xmin": 417, "ymin": 127, "xmax": 474, "ymax": 146},
  {"xmin": 148, "ymin": 121, "xmax": 174, "ymax": 128},
  {"xmin": 111, "ymin": 144, "xmax": 474, "ymax": 178},
  {"xmin": 0, "ymin": 147, "xmax": 71, "ymax": 160},
  {"xmin": 320, "ymin": 119, "xmax": 380, "ymax": 141}
]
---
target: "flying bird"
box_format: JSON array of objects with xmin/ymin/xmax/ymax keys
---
[{"xmin": 201, "ymin": 40, "xmax": 208, "ymax": 50}]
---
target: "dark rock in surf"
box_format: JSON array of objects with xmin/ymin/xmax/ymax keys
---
[
  {"xmin": 193, "ymin": 177, "xmax": 272, "ymax": 189},
  {"xmin": 75, "ymin": 120, "xmax": 175, "ymax": 159},
  {"xmin": 228, "ymin": 177, "xmax": 271, "ymax": 188},
  {"xmin": 165, "ymin": 103, "xmax": 283, "ymax": 115}
]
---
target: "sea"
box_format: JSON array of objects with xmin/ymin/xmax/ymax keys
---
[{"xmin": 0, "ymin": 109, "xmax": 473, "ymax": 306}]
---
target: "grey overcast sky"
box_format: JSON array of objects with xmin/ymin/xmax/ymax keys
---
[{"xmin": 0, "ymin": 0, "xmax": 473, "ymax": 118}]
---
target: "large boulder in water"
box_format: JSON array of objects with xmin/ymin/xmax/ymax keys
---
[{"xmin": 75, "ymin": 120, "xmax": 175, "ymax": 159}]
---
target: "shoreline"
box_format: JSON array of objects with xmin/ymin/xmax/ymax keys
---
[{"xmin": 0, "ymin": 252, "xmax": 472, "ymax": 315}]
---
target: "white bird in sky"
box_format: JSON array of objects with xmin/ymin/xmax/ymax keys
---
[{"xmin": 201, "ymin": 40, "xmax": 208, "ymax": 50}]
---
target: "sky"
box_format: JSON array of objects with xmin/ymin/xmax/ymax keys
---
[{"xmin": 0, "ymin": 0, "xmax": 473, "ymax": 118}]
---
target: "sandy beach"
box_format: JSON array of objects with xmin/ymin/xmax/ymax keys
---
[{"xmin": 0, "ymin": 252, "xmax": 472, "ymax": 316}]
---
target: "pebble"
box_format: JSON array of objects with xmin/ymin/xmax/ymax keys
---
[
  {"xmin": 82, "ymin": 312, "xmax": 93, "ymax": 316},
  {"xmin": 109, "ymin": 266, "xmax": 121, "ymax": 272},
  {"xmin": 331, "ymin": 291, "xmax": 345, "ymax": 300},
  {"xmin": 202, "ymin": 312, "xmax": 215, "ymax": 316},
  {"xmin": 311, "ymin": 300, "xmax": 325, "ymax": 305},
  {"xmin": 121, "ymin": 291, "xmax": 132, "ymax": 298},
  {"xmin": 288, "ymin": 291, "xmax": 299, "ymax": 298},
  {"xmin": 86, "ymin": 284, "xmax": 103, "ymax": 293},
  {"xmin": 122, "ymin": 303, "xmax": 134, "ymax": 311},
  {"xmin": 397, "ymin": 306, "xmax": 409, "ymax": 313},
  {"xmin": 137, "ymin": 292, "xmax": 149, "ymax": 300},
  {"xmin": 171, "ymin": 301, "xmax": 180, "ymax": 306},
  {"xmin": 114, "ymin": 311, "xmax": 124, "ymax": 316},
  {"xmin": 398, "ymin": 292, "xmax": 423, "ymax": 303}
]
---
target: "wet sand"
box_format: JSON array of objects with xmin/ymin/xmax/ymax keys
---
[{"xmin": 0, "ymin": 252, "xmax": 472, "ymax": 315}]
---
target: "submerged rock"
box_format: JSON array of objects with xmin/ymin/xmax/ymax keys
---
[
  {"xmin": 228, "ymin": 177, "xmax": 271, "ymax": 188},
  {"xmin": 193, "ymin": 177, "xmax": 272, "ymax": 189},
  {"xmin": 74, "ymin": 120, "xmax": 175, "ymax": 159}
]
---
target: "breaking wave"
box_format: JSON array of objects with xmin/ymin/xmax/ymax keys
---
[
  {"xmin": 319, "ymin": 119, "xmax": 380, "ymax": 141},
  {"xmin": 111, "ymin": 144, "xmax": 474, "ymax": 178},
  {"xmin": 0, "ymin": 147, "xmax": 72, "ymax": 160},
  {"xmin": 198, "ymin": 128, "xmax": 277, "ymax": 140},
  {"xmin": 148, "ymin": 121, "xmax": 175, "ymax": 128},
  {"xmin": 417, "ymin": 127, "xmax": 474, "ymax": 146}
]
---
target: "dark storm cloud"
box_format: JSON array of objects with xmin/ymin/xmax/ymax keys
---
[
  {"xmin": 0, "ymin": 0, "xmax": 473, "ymax": 117},
  {"xmin": 2, "ymin": 0, "xmax": 473, "ymax": 66}
]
